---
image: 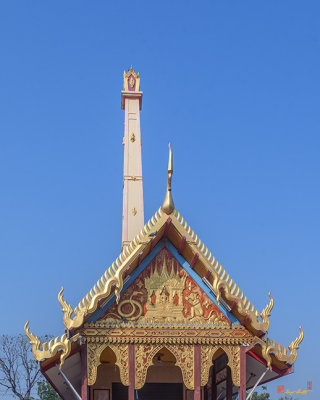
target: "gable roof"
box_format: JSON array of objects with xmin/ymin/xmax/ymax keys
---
[
  {"xmin": 25, "ymin": 205, "xmax": 303, "ymax": 373},
  {"xmin": 92, "ymin": 246, "xmax": 233, "ymax": 325},
  {"xmin": 58, "ymin": 206, "xmax": 272, "ymax": 336}
]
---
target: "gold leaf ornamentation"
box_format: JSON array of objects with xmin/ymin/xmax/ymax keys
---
[
  {"xmin": 110, "ymin": 344, "xmax": 129, "ymax": 386},
  {"xmin": 58, "ymin": 205, "xmax": 296, "ymax": 348},
  {"xmin": 134, "ymin": 344, "xmax": 194, "ymax": 390},
  {"xmin": 87, "ymin": 342, "xmax": 107, "ymax": 386},
  {"xmin": 169, "ymin": 344, "xmax": 194, "ymax": 390},
  {"xmin": 123, "ymin": 66, "xmax": 140, "ymax": 91},
  {"xmin": 200, "ymin": 345, "xmax": 240, "ymax": 387},
  {"xmin": 83, "ymin": 322, "xmax": 255, "ymax": 346},
  {"xmin": 225, "ymin": 345, "xmax": 241, "ymax": 387},
  {"xmin": 135, "ymin": 344, "xmax": 162, "ymax": 389},
  {"xmin": 24, "ymin": 321, "xmax": 79, "ymax": 368},
  {"xmin": 87, "ymin": 343, "xmax": 129, "ymax": 387},
  {"xmin": 200, "ymin": 345, "xmax": 218, "ymax": 386},
  {"xmin": 258, "ymin": 326, "xmax": 304, "ymax": 370}
]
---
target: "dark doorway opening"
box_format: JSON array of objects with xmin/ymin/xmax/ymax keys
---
[{"xmin": 112, "ymin": 382, "xmax": 183, "ymax": 400}]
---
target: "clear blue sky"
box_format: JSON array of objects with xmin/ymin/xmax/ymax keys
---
[{"xmin": 0, "ymin": 1, "xmax": 319, "ymax": 399}]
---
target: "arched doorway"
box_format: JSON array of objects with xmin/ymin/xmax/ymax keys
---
[
  {"xmin": 137, "ymin": 347, "xmax": 184, "ymax": 400},
  {"xmin": 204, "ymin": 348, "xmax": 237, "ymax": 400},
  {"xmin": 91, "ymin": 346, "xmax": 126, "ymax": 400}
]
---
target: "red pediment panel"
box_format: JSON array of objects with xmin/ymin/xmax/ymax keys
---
[{"xmin": 99, "ymin": 248, "xmax": 230, "ymax": 325}]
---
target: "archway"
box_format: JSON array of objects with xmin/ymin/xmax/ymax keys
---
[
  {"xmin": 202, "ymin": 346, "xmax": 240, "ymax": 400},
  {"xmin": 137, "ymin": 347, "xmax": 184, "ymax": 400},
  {"xmin": 90, "ymin": 345, "xmax": 127, "ymax": 400}
]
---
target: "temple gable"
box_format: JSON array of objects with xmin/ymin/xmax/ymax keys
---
[{"xmin": 97, "ymin": 248, "xmax": 231, "ymax": 326}]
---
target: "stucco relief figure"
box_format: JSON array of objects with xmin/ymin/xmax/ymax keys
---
[
  {"xmin": 185, "ymin": 291, "xmax": 203, "ymax": 319},
  {"xmin": 183, "ymin": 277, "xmax": 229, "ymax": 323}
]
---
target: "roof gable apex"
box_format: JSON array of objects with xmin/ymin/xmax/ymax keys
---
[
  {"xmin": 88, "ymin": 244, "xmax": 238, "ymax": 325},
  {"xmin": 58, "ymin": 207, "xmax": 273, "ymax": 336}
]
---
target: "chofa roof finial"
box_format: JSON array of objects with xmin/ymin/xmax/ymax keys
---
[{"xmin": 162, "ymin": 143, "xmax": 175, "ymax": 215}]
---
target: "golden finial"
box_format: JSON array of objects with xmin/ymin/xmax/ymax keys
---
[
  {"xmin": 123, "ymin": 65, "xmax": 140, "ymax": 91},
  {"xmin": 162, "ymin": 143, "xmax": 175, "ymax": 215}
]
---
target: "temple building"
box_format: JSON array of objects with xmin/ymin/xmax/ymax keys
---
[{"xmin": 25, "ymin": 67, "xmax": 303, "ymax": 400}]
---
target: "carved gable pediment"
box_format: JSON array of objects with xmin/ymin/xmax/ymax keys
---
[{"xmin": 99, "ymin": 248, "xmax": 230, "ymax": 325}]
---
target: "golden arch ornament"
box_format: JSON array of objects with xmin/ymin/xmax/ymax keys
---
[
  {"xmin": 135, "ymin": 344, "xmax": 195, "ymax": 390},
  {"xmin": 200, "ymin": 345, "xmax": 241, "ymax": 387},
  {"xmin": 87, "ymin": 342, "xmax": 129, "ymax": 386}
]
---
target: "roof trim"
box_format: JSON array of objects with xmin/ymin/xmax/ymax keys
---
[
  {"xmin": 25, "ymin": 206, "xmax": 303, "ymax": 370},
  {"xmin": 257, "ymin": 326, "xmax": 304, "ymax": 369},
  {"xmin": 24, "ymin": 321, "xmax": 80, "ymax": 368},
  {"xmin": 58, "ymin": 206, "xmax": 274, "ymax": 334}
]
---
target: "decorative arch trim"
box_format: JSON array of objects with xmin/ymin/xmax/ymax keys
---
[
  {"xmin": 200, "ymin": 345, "xmax": 241, "ymax": 387},
  {"xmin": 135, "ymin": 344, "xmax": 194, "ymax": 390},
  {"xmin": 87, "ymin": 343, "xmax": 128, "ymax": 386}
]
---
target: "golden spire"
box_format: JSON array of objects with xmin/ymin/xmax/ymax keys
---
[{"xmin": 162, "ymin": 143, "xmax": 175, "ymax": 215}]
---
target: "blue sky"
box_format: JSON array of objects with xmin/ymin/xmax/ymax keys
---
[{"xmin": 0, "ymin": 1, "xmax": 319, "ymax": 399}]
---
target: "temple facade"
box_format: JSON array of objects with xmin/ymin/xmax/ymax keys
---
[{"xmin": 25, "ymin": 67, "xmax": 303, "ymax": 400}]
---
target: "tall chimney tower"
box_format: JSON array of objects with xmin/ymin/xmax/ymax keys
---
[{"xmin": 121, "ymin": 66, "xmax": 144, "ymax": 249}]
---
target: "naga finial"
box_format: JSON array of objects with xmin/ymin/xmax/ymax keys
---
[{"xmin": 162, "ymin": 143, "xmax": 175, "ymax": 215}]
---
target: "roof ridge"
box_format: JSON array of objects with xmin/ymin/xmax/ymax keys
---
[{"xmin": 58, "ymin": 206, "xmax": 274, "ymax": 333}]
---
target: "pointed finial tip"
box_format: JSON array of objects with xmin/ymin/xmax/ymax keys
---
[{"xmin": 162, "ymin": 143, "xmax": 174, "ymax": 215}]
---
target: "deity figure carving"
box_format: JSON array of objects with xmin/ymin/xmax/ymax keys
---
[{"xmin": 101, "ymin": 249, "xmax": 229, "ymax": 325}]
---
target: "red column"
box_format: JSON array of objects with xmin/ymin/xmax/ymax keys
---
[
  {"xmin": 81, "ymin": 344, "xmax": 88, "ymax": 400},
  {"xmin": 194, "ymin": 344, "xmax": 201, "ymax": 400},
  {"xmin": 239, "ymin": 346, "xmax": 247, "ymax": 400},
  {"xmin": 226, "ymin": 366, "xmax": 232, "ymax": 400},
  {"xmin": 128, "ymin": 344, "xmax": 135, "ymax": 400},
  {"xmin": 211, "ymin": 367, "xmax": 216, "ymax": 400}
]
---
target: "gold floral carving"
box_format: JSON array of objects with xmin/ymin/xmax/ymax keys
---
[
  {"xmin": 84, "ymin": 323, "xmax": 255, "ymax": 346},
  {"xmin": 134, "ymin": 344, "xmax": 194, "ymax": 390},
  {"xmin": 224, "ymin": 345, "xmax": 241, "ymax": 387},
  {"xmin": 135, "ymin": 344, "xmax": 162, "ymax": 389},
  {"xmin": 258, "ymin": 326, "xmax": 304, "ymax": 369},
  {"xmin": 200, "ymin": 345, "xmax": 240, "ymax": 387},
  {"xmin": 169, "ymin": 344, "xmax": 194, "ymax": 390},
  {"xmin": 200, "ymin": 345, "xmax": 219, "ymax": 386},
  {"xmin": 24, "ymin": 321, "xmax": 79, "ymax": 368},
  {"xmin": 87, "ymin": 342, "xmax": 107, "ymax": 386},
  {"xmin": 109, "ymin": 344, "xmax": 129, "ymax": 386},
  {"xmin": 87, "ymin": 342, "xmax": 129, "ymax": 387}
]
